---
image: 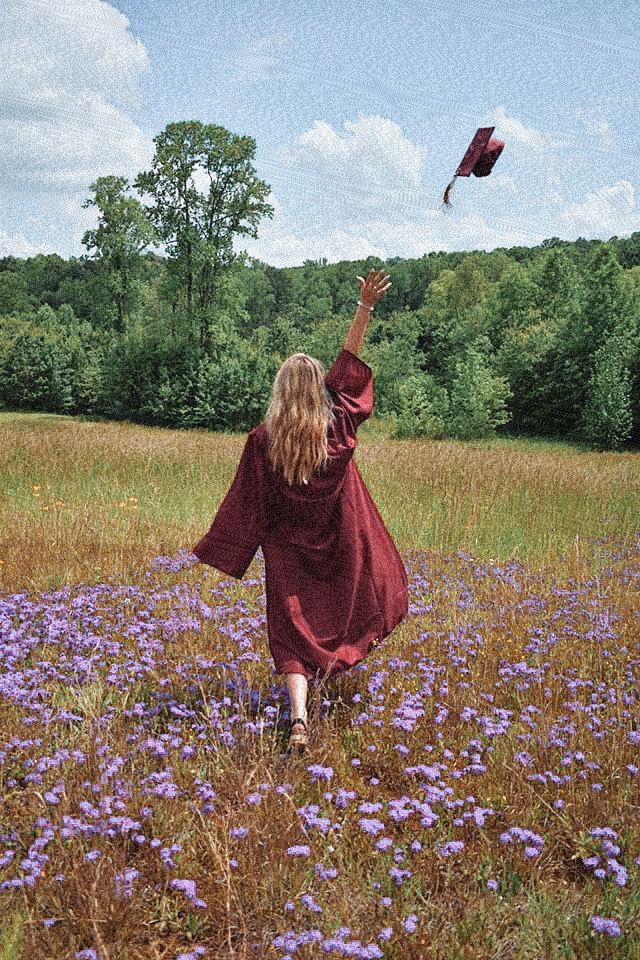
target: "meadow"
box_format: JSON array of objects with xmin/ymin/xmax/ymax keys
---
[{"xmin": 0, "ymin": 411, "xmax": 639, "ymax": 959}]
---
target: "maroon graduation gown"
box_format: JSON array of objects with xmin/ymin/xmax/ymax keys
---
[{"xmin": 191, "ymin": 348, "xmax": 409, "ymax": 679}]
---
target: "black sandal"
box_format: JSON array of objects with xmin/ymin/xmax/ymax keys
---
[{"xmin": 287, "ymin": 716, "xmax": 308, "ymax": 753}]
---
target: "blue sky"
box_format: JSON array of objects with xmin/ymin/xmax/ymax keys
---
[{"xmin": 2, "ymin": 0, "xmax": 640, "ymax": 265}]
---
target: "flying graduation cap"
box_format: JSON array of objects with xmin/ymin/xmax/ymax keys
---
[{"xmin": 442, "ymin": 126, "xmax": 505, "ymax": 207}]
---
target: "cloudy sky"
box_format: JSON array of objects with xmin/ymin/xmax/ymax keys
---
[{"xmin": 2, "ymin": 0, "xmax": 640, "ymax": 265}]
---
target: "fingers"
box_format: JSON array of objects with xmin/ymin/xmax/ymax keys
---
[
  {"xmin": 357, "ymin": 269, "xmax": 392, "ymax": 300},
  {"xmin": 372, "ymin": 273, "xmax": 391, "ymax": 293},
  {"xmin": 362, "ymin": 269, "xmax": 390, "ymax": 285}
]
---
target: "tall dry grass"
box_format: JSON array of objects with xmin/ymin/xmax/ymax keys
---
[
  {"xmin": 1, "ymin": 413, "xmax": 638, "ymax": 594},
  {"xmin": 0, "ymin": 412, "xmax": 638, "ymax": 959}
]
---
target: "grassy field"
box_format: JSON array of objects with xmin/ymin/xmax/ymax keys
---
[
  {"xmin": 1, "ymin": 411, "xmax": 639, "ymax": 593},
  {"xmin": 0, "ymin": 412, "xmax": 639, "ymax": 959}
]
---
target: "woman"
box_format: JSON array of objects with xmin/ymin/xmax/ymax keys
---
[{"xmin": 192, "ymin": 269, "xmax": 409, "ymax": 753}]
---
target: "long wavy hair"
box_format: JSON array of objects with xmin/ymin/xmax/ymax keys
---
[{"xmin": 264, "ymin": 352, "xmax": 337, "ymax": 486}]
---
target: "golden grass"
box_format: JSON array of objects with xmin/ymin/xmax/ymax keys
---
[
  {"xmin": 1, "ymin": 412, "xmax": 639, "ymax": 593},
  {"xmin": 0, "ymin": 412, "xmax": 639, "ymax": 957}
]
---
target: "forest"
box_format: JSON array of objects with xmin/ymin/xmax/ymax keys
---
[{"xmin": 1, "ymin": 120, "xmax": 639, "ymax": 450}]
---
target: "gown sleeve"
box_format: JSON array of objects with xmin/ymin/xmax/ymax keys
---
[
  {"xmin": 191, "ymin": 428, "xmax": 268, "ymax": 580},
  {"xmin": 325, "ymin": 348, "xmax": 374, "ymax": 436}
]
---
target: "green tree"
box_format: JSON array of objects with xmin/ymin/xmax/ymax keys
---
[
  {"xmin": 530, "ymin": 248, "xmax": 584, "ymax": 435},
  {"xmin": 365, "ymin": 309, "xmax": 424, "ymax": 415},
  {"xmin": 300, "ymin": 265, "xmax": 333, "ymax": 322},
  {"xmin": 0, "ymin": 306, "xmax": 74, "ymax": 412},
  {"xmin": 582, "ymin": 246, "xmax": 636, "ymax": 346},
  {"xmin": 557, "ymin": 248, "xmax": 634, "ymax": 436},
  {"xmin": 485, "ymin": 263, "xmax": 540, "ymax": 349},
  {"xmin": 418, "ymin": 257, "xmax": 494, "ymax": 385},
  {"xmin": 22, "ymin": 253, "xmax": 68, "ymax": 308},
  {"xmin": 134, "ymin": 120, "xmax": 274, "ymax": 352},
  {"xmin": 262, "ymin": 315, "xmax": 303, "ymax": 357},
  {"xmin": 0, "ymin": 269, "xmax": 32, "ymax": 315},
  {"xmin": 81, "ymin": 175, "xmax": 158, "ymax": 332},
  {"xmin": 532, "ymin": 247, "xmax": 581, "ymax": 322},
  {"xmin": 238, "ymin": 261, "xmax": 277, "ymax": 332},
  {"xmin": 494, "ymin": 320, "xmax": 557, "ymax": 433},
  {"xmin": 580, "ymin": 334, "xmax": 633, "ymax": 449},
  {"xmin": 445, "ymin": 254, "xmax": 493, "ymax": 330},
  {"xmin": 447, "ymin": 348, "xmax": 512, "ymax": 440},
  {"xmin": 392, "ymin": 372, "xmax": 450, "ymax": 440}
]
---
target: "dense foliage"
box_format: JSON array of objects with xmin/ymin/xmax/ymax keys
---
[{"xmin": 1, "ymin": 121, "xmax": 640, "ymax": 449}]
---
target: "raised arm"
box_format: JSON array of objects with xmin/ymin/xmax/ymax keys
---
[{"xmin": 342, "ymin": 268, "xmax": 392, "ymax": 356}]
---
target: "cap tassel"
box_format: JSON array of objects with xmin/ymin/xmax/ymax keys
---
[{"xmin": 442, "ymin": 174, "xmax": 458, "ymax": 208}]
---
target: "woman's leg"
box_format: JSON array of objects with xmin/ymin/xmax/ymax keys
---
[{"xmin": 285, "ymin": 672, "xmax": 308, "ymax": 723}]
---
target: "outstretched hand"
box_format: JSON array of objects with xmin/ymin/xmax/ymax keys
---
[{"xmin": 356, "ymin": 269, "xmax": 392, "ymax": 309}]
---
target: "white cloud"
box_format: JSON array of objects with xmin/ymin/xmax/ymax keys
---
[
  {"xmin": 238, "ymin": 184, "xmax": 548, "ymax": 268},
  {"xmin": 560, "ymin": 180, "xmax": 640, "ymax": 236},
  {"xmin": 0, "ymin": 0, "xmax": 154, "ymax": 256},
  {"xmin": 483, "ymin": 106, "xmax": 559, "ymax": 153},
  {"xmin": 2, "ymin": 0, "xmax": 149, "ymax": 114},
  {"xmin": 0, "ymin": 226, "xmax": 52, "ymax": 258},
  {"xmin": 480, "ymin": 173, "xmax": 517, "ymax": 195},
  {"xmin": 285, "ymin": 114, "xmax": 428, "ymax": 194},
  {"xmin": 481, "ymin": 107, "xmax": 577, "ymax": 209},
  {"xmin": 572, "ymin": 102, "xmax": 616, "ymax": 153},
  {"xmin": 435, "ymin": 212, "xmax": 545, "ymax": 251},
  {"xmin": 245, "ymin": 110, "xmax": 637, "ymax": 265},
  {"xmin": 1, "ymin": 94, "xmax": 153, "ymax": 191},
  {"xmin": 591, "ymin": 119, "xmax": 615, "ymax": 151},
  {"xmin": 237, "ymin": 112, "xmax": 559, "ymax": 266}
]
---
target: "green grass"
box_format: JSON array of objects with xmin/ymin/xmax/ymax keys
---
[{"xmin": 1, "ymin": 411, "xmax": 639, "ymax": 593}]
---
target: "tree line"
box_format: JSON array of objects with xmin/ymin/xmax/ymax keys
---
[{"xmin": 1, "ymin": 119, "xmax": 639, "ymax": 450}]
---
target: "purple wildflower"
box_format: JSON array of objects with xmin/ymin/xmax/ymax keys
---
[
  {"xmin": 114, "ymin": 867, "xmax": 139, "ymax": 899},
  {"xmin": 359, "ymin": 818, "xmax": 385, "ymax": 836},
  {"xmin": 287, "ymin": 845, "xmax": 310, "ymax": 857},
  {"xmin": 315, "ymin": 862, "xmax": 338, "ymax": 880},
  {"xmin": 590, "ymin": 916, "xmax": 622, "ymax": 937},
  {"xmin": 403, "ymin": 914, "xmax": 418, "ymax": 933},
  {"xmin": 230, "ymin": 827, "xmax": 249, "ymax": 839},
  {"xmin": 375, "ymin": 837, "xmax": 393, "ymax": 851},
  {"xmin": 439, "ymin": 840, "xmax": 465, "ymax": 856},
  {"xmin": 300, "ymin": 892, "xmax": 322, "ymax": 913},
  {"xmin": 170, "ymin": 878, "xmax": 207, "ymax": 909},
  {"xmin": 306, "ymin": 764, "xmax": 333, "ymax": 783}
]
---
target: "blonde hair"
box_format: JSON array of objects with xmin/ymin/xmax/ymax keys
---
[{"xmin": 264, "ymin": 352, "xmax": 337, "ymax": 486}]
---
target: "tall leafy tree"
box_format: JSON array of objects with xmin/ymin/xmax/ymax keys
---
[
  {"xmin": 238, "ymin": 261, "xmax": 277, "ymax": 331},
  {"xmin": 560, "ymin": 247, "xmax": 635, "ymax": 436},
  {"xmin": 531, "ymin": 248, "xmax": 584, "ymax": 435},
  {"xmin": 447, "ymin": 347, "xmax": 512, "ymax": 440},
  {"xmin": 495, "ymin": 320, "xmax": 557, "ymax": 434},
  {"xmin": 485, "ymin": 262, "xmax": 540, "ymax": 349},
  {"xmin": 0, "ymin": 269, "xmax": 32, "ymax": 315},
  {"xmin": 580, "ymin": 334, "xmax": 633, "ymax": 449},
  {"xmin": 582, "ymin": 246, "xmax": 636, "ymax": 345},
  {"xmin": 533, "ymin": 246, "xmax": 581, "ymax": 322},
  {"xmin": 416, "ymin": 255, "xmax": 496, "ymax": 402},
  {"xmin": 81, "ymin": 175, "xmax": 157, "ymax": 332},
  {"xmin": 134, "ymin": 120, "xmax": 274, "ymax": 352},
  {"xmin": 22, "ymin": 253, "xmax": 68, "ymax": 308},
  {"xmin": 616, "ymin": 231, "xmax": 640, "ymax": 269}
]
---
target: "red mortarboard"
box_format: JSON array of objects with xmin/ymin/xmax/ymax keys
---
[{"xmin": 443, "ymin": 126, "xmax": 505, "ymax": 207}]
